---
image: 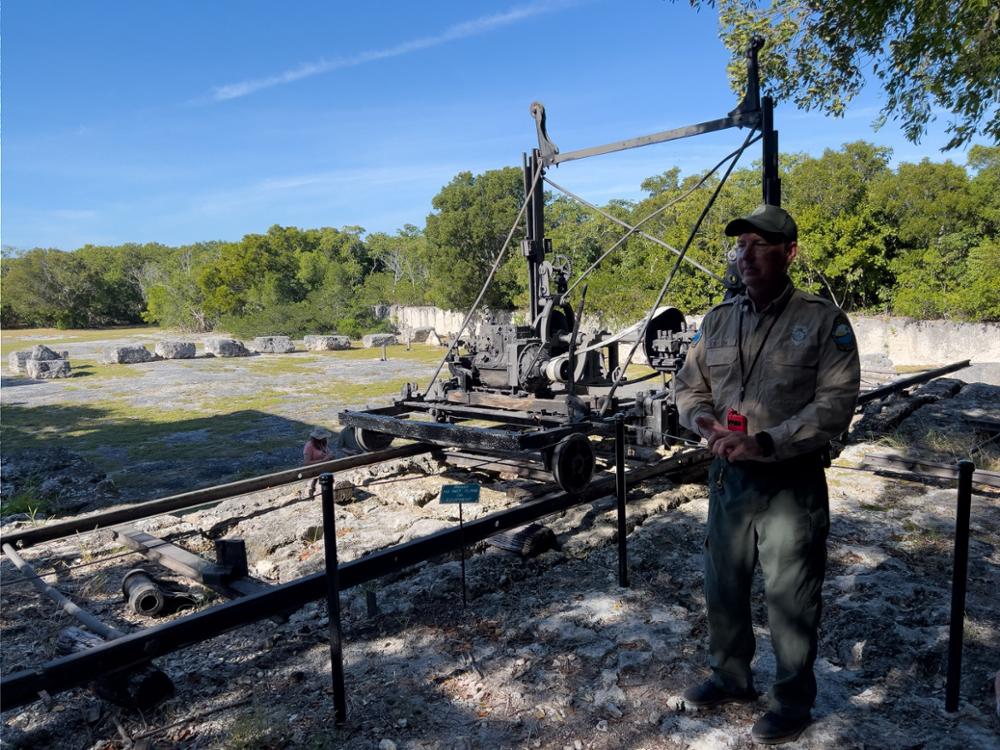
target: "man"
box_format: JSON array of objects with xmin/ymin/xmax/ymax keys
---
[
  {"xmin": 674, "ymin": 205, "xmax": 860, "ymax": 745},
  {"xmin": 303, "ymin": 427, "xmax": 334, "ymax": 496}
]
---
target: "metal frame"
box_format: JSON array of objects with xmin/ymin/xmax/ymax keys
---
[
  {"xmin": 339, "ymin": 37, "xmax": 780, "ymax": 476},
  {"xmin": 0, "ymin": 448, "xmax": 709, "ymax": 709}
]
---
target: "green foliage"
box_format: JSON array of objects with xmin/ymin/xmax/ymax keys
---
[
  {"xmin": 423, "ymin": 167, "xmax": 525, "ymax": 310},
  {"xmin": 690, "ymin": 0, "xmax": 1000, "ymax": 149},
  {"xmin": 2, "ymin": 144, "xmax": 998, "ymax": 331}
]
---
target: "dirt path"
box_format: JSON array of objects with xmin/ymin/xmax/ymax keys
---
[{"xmin": 2, "ymin": 379, "xmax": 998, "ymax": 749}]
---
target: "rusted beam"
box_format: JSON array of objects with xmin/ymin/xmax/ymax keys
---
[
  {"xmin": 859, "ymin": 451, "xmax": 1000, "ymax": 489},
  {"xmin": 114, "ymin": 529, "xmax": 231, "ymax": 586},
  {"xmin": 857, "ymin": 360, "xmax": 971, "ymax": 405},
  {"xmin": 2, "ymin": 443, "xmax": 433, "ymax": 549},
  {"xmin": 0, "ymin": 449, "xmax": 710, "ymax": 709}
]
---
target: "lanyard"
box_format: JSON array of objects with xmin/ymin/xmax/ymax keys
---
[{"xmin": 737, "ymin": 298, "xmax": 787, "ymax": 404}]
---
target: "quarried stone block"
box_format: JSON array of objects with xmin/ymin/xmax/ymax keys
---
[
  {"xmin": 362, "ymin": 333, "xmax": 396, "ymax": 348},
  {"xmin": 100, "ymin": 345, "xmax": 158, "ymax": 365},
  {"xmin": 8, "ymin": 351, "xmax": 31, "ymax": 374},
  {"xmin": 204, "ymin": 338, "xmax": 251, "ymax": 357},
  {"xmin": 155, "ymin": 341, "xmax": 197, "ymax": 359},
  {"xmin": 30, "ymin": 345, "xmax": 62, "ymax": 361},
  {"xmin": 26, "ymin": 359, "xmax": 71, "ymax": 379},
  {"xmin": 303, "ymin": 335, "xmax": 352, "ymax": 351},
  {"xmin": 404, "ymin": 327, "xmax": 435, "ymax": 344},
  {"xmin": 251, "ymin": 336, "xmax": 295, "ymax": 354}
]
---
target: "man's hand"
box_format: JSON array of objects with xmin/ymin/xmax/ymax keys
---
[{"xmin": 695, "ymin": 415, "xmax": 762, "ymax": 462}]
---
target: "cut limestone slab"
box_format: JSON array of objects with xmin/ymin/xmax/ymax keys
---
[
  {"xmin": 155, "ymin": 341, "xmax": 196, "ymax": 359},
  {"xmin": 26, "ymin": 359, "xmax": 71, "ymax": 379},
  {"xmin": 100, "ymin": 345, "xmax": 158, "ymax": 365},
  {"xmin": 362, "ymin": 333, "xmax": 397, "ymax": 348},
  {"xmin": 8, "ymin": 351, "xmax": 31, "ymax": 374},
  {"xmin": 251, "ymin": 336, "xmax": 295, "ymax": 354},
  {"xmin": 204, "ymin": 338, "xmax": 251, "ymax": 357},
  {"xmin": 303, "ymin": 335, "xmax": 352, "ymax": 351},
  {"xmin": 404, "ymin": 327, "xmax": 435, "ymax": 344},
  {"xmin": 426, "ymin": 330, "xmax": 446, "ymax": 347},
  {"xmin": 29, "ymin": 345, "xmax": 62, "ymax": 361}
]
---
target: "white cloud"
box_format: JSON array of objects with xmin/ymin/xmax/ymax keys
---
[{"xmin": 209, "ymin": 1, "xmax": 579, "ymax": 101}]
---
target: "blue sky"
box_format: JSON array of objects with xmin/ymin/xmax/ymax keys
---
[{"xmin": 2, "ymin": 0, "xmax": 975, "ymax": 251}]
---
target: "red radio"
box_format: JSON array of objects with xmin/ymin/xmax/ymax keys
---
[{"xmin": 726, "ymin": 408, "xmax": 748, "ymax": 434}]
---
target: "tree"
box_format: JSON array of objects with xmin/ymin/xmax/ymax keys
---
[
  {"xmin": 423, "ymin": 167, "xmax": 526, "ymax": 310},
  {"xmin": 685, "ymin": 0, "xmax": 1000, "ymax": 149}
]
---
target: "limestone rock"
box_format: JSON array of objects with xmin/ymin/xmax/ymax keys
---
[
  {"xmin": 26, "ymin": 359, "xmax": 71, "ymax": 379},
  {"xmin": 251, "ymin": 336, "xmax": 295, "ymax": 354},
  {"xmin": 100, "ymin": 345, "xmax": 158, "ymax": 365},
  {"xmin": 303, "ymin": 335, "xmax": 352, "ymax": 351},
  {"xmin": 362, "ymin": 333, "xmax": 396, "ymax": 348},
  {"xmin": 155, "ymin": 341, "xmax": 196, "ymax": 359},
  {"xmin": 8, "ymin": 351, "xmax": 31, "ymax": 374},
  {"xmin": 426, "ymin": 330, "xmax": 446, "ymax": 347},
  {"xmin": 204, "ymin": 338, "xmax": 251, "ymax": 357},
  {"xmin": 29, "ymin": 344, "xmax": 62, "ymax": 361},
  {"xmin": 404, "ymin": 327, "xmax": 434, "ymax": 344}
]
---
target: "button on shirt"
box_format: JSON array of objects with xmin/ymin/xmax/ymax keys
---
[{"xmin": 675, "ymin": 283, "xmax": 861, "ymax": 460}]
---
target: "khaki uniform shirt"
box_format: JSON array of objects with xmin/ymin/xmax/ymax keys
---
[{"xmin": 675, "ymin": 283, "xmax": 860, "ymax": 460}]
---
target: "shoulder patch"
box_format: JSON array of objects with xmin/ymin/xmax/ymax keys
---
[{"xmin": 831, "ymin": 314, "xmax": 855, "ymax": 352}]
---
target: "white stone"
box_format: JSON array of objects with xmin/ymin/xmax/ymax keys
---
[
  {"xmin": 155, "ymin": 341, "xmax": 196, "ymax": 359},
  {"xmin": 251, "ymin": 336, "xmax": 295, "ymax": 354},
  {"xmin": 8, "ymin": 351, "xmax": 31, "ymax": 374},
  {"xmin": 29, "ymin": 344, "xmax": 62, "ymax": 361},
  {"xmin": 303, "ymin": 335, "xmax": 352, "ymax": 351},
  {"xmin": 204, "ymin": 338, "xmax": 251, "ymax": 357},
  {"xmin": 26, "ymin": 359, "xmax": 71, "ymax": 379},
  {"xmin": 362, "ymin": 333, "xmax": 397, "ymax": 348},
  {"xmin": 100, "ymin": 345, "xmax": 157, "ymax": 364}
]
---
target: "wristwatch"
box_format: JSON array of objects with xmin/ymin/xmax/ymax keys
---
[{"xmin": 754, "ymin": 431, "xmax": 775, "ymax": 458}]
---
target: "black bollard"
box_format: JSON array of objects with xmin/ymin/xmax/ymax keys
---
[
  {"xmin": 615, "ymin": 414, "xmax": 629, "ymax": 588},
  {"xmin": 319, "ymin": 473, "xmax": 347, "ymax": 724},
  {"xmin": 945, "ymin": 460, "xmax": 975, "ymax": 712}
]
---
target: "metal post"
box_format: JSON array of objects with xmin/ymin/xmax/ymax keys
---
[
  {"xmin": 762, "ymin": 96, "xmax": 780, "ymax": 207},
  {"xmin": 615, "ymin": 415, "xmax": 629, "ymax": 588},
  {"xmin": 945, "ymin": 460, "xmax": 975, "ymax": 712},
  {"xmin": 458, "ymin": 502, "xmax": 468, "ymax": 607},
  {"xmin": 319, "ymin": 473, "xmax": 347, "ymax": 724}
]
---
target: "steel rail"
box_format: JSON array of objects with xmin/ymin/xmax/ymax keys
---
[
  {"xmin": 1, "ymin": 443, "xmax": 433, "ymax": 550},
  {"xmin": 0, "ymin": 449, "xmax": 709, "ymax": 710},
  {"xmin": 549, "ymin": 112, "xmax": 760, "ymax": 165}
]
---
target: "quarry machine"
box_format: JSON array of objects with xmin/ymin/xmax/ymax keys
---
[{"xmin": 339, "ymin": 39, "xmax": 780, "ymax": 494}]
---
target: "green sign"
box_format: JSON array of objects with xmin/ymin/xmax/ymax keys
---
[{"xmin": 440, "ymin": 483, "xmax": 480, "ymax": 504}]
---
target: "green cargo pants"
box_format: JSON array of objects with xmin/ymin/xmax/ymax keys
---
[{"xmin": 704, "ymin": 455, "xmax": 829, "ymax": 718}]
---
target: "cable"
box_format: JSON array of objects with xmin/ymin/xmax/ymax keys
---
[
  {"xmin": 424, "ymin": 161, "xmax": 545, "ymax": 396},
  {"xmin": 599, "ymin": 126, "xmax": 759, "ymax": 416},
  {"xmin": 551, "ymin": 135, "xmax": 762, "ymax": 296}
]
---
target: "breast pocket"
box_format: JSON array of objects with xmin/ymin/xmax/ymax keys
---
[
  {"xmin": 705, "ymin": 345, "xmax": 738, "ymax": 402},
  {"xmin": 766, "ymin": 346, "xmax": 819, "ymax": 410}
]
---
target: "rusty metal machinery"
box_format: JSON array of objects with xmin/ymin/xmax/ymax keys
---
[{"xmin": 340, "ymin": 39, "xmax": 779, "ymax": 493}]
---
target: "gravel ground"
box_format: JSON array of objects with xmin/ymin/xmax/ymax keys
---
[{"xmin": 2, "ymin": 379, "xmax": 999, "ymax": 749}]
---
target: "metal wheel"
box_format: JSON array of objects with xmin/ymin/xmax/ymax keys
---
[
  {"xmin": 354, "ymin": 427, "xmax": 394, "ymax": 452},
  {"xmin": 551, "ymin": 433, "xmax": 595, "ymax": 494}
]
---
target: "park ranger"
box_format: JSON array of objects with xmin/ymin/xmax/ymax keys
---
[{"xmin": 674, "ymin": 204, "xmax": 860, "ymax": 745}]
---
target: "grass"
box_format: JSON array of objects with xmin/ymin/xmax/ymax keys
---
[
  {"xmin": 1, "ymin": 480, "xmax": 50, "ymax": 517},
  {"xmin": 0, "ymin": 325, "xmax": 162, "ymax": 357}
]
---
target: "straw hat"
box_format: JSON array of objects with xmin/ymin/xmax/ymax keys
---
[{"xmin": 309, "ymin": 427, "xmax": 332, "ymax": 440}]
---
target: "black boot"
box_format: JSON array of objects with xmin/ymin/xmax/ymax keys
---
[
  {"xmin": 751, "ymin": 711, "xmax": 811, "ymax": 745},
  {"xmin": 682, "ymin": 679, "xmax": 757, "ymax": 709}
]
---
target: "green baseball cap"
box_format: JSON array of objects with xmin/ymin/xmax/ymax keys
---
[{"xmin": 724, "ymin": 204, "xmax": 798, "ymax": 243}]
